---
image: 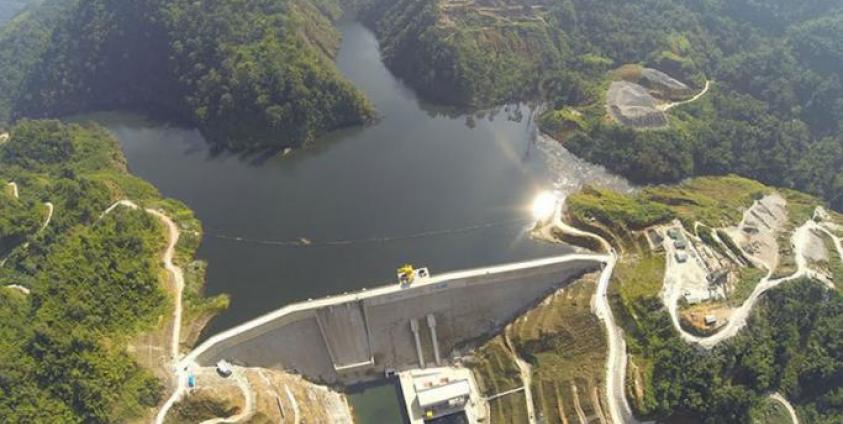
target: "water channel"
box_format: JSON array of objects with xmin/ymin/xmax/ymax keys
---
[{"xmin": 77, "ymin": 21, "xmax": 629, "ymax": 422}]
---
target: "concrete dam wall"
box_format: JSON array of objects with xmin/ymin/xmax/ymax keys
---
[{"xmin": 192, "ymin": 255, "xmax": 601, "ymax": 385}]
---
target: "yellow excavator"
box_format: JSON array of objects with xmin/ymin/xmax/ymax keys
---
[{"xmin": 397, "ymin": 264, "xmax": 415, "ymax": 285}]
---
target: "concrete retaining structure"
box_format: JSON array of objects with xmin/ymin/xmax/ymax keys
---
[{"xmin": 190, "ymin": 255, "xmax": 601, "ymax": 385}]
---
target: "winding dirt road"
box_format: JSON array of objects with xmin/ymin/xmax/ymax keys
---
[
  {"xmin": 1, "ymin": 184, "xmax": 53, "ymax": 273},
  {"xmin": 548, "ymin": 213, "xmax": 639, "ymax": 424},
  {"xmin": 40, "ymin": 202, "xmax": 53, "ymax": 232},
  {"xmin": 199, "ymin": 367, "xmax": 255, "ymax": 424},
  {"xmin": 98, "ymin": 200, "xmax": 186, "ymax": 424},
  {"xmin": 658, "ymin": 80, "xmax": 711, "ymax": 111}
]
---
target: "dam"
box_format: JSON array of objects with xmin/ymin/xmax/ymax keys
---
[{"xmin": 186, "ymin": 254, "xmax": 604, "ymax": 386}]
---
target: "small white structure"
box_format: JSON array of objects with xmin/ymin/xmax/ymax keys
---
[
  {"xmin": 684, "ymin": 293, "xmax": 709, "ymax": 305},
  {"xmin": 417, "ymin": 379, "xmax": 471, "ymax": 413},
  {"xmin": 399, "ymin": 367, "xmax": 484, "ymax": 423},
  {"xmin": 216, "ymin": 360, "xmax": 233, "ymax": 377},
  {"xmin": 704, "ymin": 315, "xmax": 718, "ymax": 326}
]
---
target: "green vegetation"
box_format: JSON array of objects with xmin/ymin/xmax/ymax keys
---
[
  {"xmin": 510, "ymin": 274, "xmax": 608, "ymax": 423},
  {"xmin": 0, "ymin": 183, "xmax": 43, "ymax": 255},
  {"xmin": 0, "ymin": 0, "xmax": 373, "ymax": 148},
  {"xmin": 169, "ymin": 394, "xmax": 240, "ymax": 424},
  {"xmin": 818, "ymin": 231, "xmax": 843, "ymax": 293},
  {"xmin": 750, "ymin": 397, "xmax": 794, "ymax": 424},
  {"xmin": 729, "ymin": 267, "xmax": 767, "ymax": 307},
  {"xmin": 643, "ymin": 176, "xmax": 768, "ymax": 228},
  {"xmin": 566, "ymin": 176, "xmax": 767, "ymax": 244},
  {"xmin": 0, "ymin": 120, "xmax": 224, "ymax": 422},
  {"xmin": 567, "ymin": 187, "xmax": 674, "ymax": 231}
]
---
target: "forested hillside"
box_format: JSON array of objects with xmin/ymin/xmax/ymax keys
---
[
  {"xmin": 0, "ymin": 0, "xmax": 373, "ymax": 148},
  {"xmin": 360, "ymin": 0, "xmax": 843, "ymax": 211},
  {"xmin": 0, "ymin": 120, "xmax": 224, "ymax": 422}
]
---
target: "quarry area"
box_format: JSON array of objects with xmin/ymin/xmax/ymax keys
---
[
  {"xmin": 652, "ymin": 193, "xmax": 842, "ymax": 339},
  {"xmin": 607, "ymin": 65, "xmax": 704, "ymax": 129}
]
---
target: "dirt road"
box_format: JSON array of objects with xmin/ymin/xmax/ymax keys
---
[
  {"xmin": 98, "ymin": 200, "xmax": 187, "ymax": 424},
  {"xmin": 770, "ymin": 392, "xmax": 799, "ymax": 424},
  {"xmin": 504, "ymin": 330, "xmax": 537, "ymax": 424},
  {"xmin": 199, "ymin": 367, "xmax": 255, "ymax": 424},
  {"xmin": 39, "ymin": 202, "xmax": 53, "ymax": 232},
  {"xmin": 548, "ymin": 212, "xmax": 639, "ymax": 424},
  {"xmin": 658, "ymin": 80, "xmax": 711, "ymax": 111}
]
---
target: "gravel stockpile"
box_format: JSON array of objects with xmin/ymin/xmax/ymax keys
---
[{"xmin": 606, "ymin": 81, "xmax": 668, "ymax": 128}]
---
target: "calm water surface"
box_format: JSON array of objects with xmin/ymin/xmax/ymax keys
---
[
  {"xmin": 79, "ymin": 21, "xmax": 629, "ymax": 422},
  {"xmin": 88, "ymin": 22, "xmax": 627, "ymax": 335}
]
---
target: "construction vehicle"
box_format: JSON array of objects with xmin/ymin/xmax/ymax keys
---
[{"xmin": 397, "ymin": 264, "xmax": 430, "ymax": 286}]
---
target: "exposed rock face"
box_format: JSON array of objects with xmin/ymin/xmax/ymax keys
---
[{"xmin": 606, "ymin": 81, "xmax": 668, "ymax": 128}]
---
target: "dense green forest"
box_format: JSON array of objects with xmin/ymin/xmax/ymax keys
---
[
  {"xmin": 360, "ymin": 0, "xmax": 843, "ymax": 211},
  {"xmin": 0, "ymin": 120, "xmax": 219, "ymax": 422},
  {"xmin": 0, "ymin": 0, "xmax": 373, "ymax": 148}
]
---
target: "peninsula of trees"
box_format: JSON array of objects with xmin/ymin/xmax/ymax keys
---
[
  {"xmin": 0, "ymin": 0, "xmax": 373, "ymax": 148},
  {"xmin": 0, "ymin": 120, "xmax": 226, "ymax": 422}
]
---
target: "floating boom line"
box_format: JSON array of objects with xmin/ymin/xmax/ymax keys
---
[{"xmin": 204, "ymin": 218, "xmax": 532, "ymax": 248}]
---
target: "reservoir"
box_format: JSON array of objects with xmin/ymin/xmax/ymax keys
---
[
  {"xmin": 82, "ymin": 21, "xmax": 628, "ymax": 422},
  {"xmin": 90, "ymin": 21, "xmax": 628, "ymax": 336}
]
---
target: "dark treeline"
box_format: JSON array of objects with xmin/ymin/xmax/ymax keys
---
[{"xmin": 0, "ymin": 0, "xmax": 374, "ymax": 148}]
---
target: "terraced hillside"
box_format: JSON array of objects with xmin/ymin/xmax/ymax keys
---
[{"xmin": 510, "ymin": 272, "xmax": 609, "ymax": 424}]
